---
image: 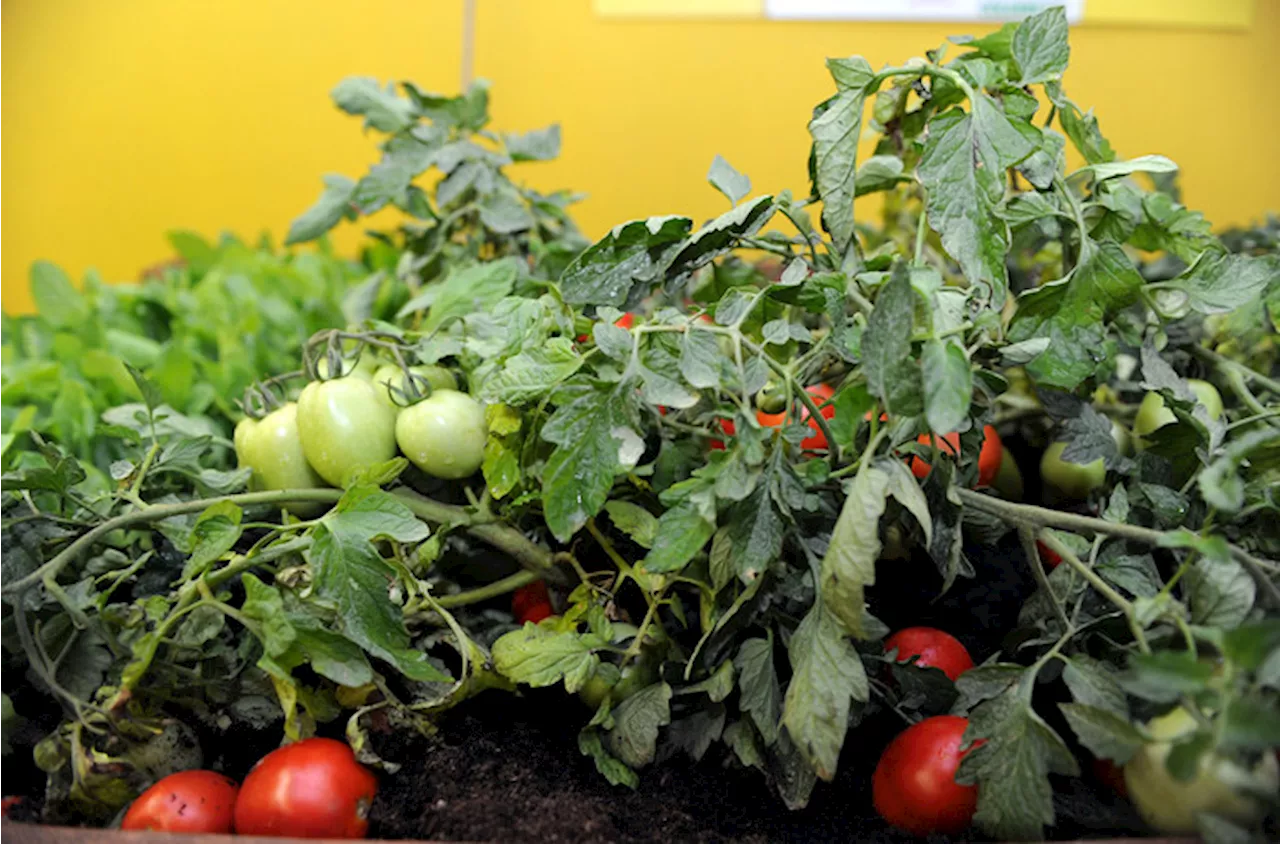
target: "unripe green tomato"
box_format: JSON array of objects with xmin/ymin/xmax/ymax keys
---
[
  {"xmin": 296, "ymin": 378, "xmax": 399, "ymax": 487},
  {"xmin": 578, "ymin": 660, "xmax": 657, "ymax": 710},
  {"xmin": 235, "ymin": 404, "xmax": 330, "ymax": 515},
  {"xmin": 394, "ymin": 389, "xmax": 487, "ymax": 480},
  {"xmin": 371, "ymin": 364, "xmax": 458, "ymax": 410},
  {"xmin": 1124, "ymin": 707, "xmax": 1279, "ymax": 834},
  {"xmin": 992, "ymin": 449, "xmax": 1024, "ymax": 502},
  {"xmin": 234, "ymin": 418, "xmax": 261, "ymax": 491},
  {"xmin": 1133, "ymin": 379, "xmax": 1224, "ymax": 445},
  {"xmin": 755, "ymin": 381, "xmax": 788, "ymax": 415},
  {"xmin": 1039, "ymin": 441, "xmax": 1106, "ymax": 500}
]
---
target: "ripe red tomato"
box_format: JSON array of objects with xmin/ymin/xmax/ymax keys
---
[
  {"xmin": 712, "ymin": 384, "xmax": 836, "ymax": 451},
  {"xmin": 873, "ymin": 715, "xmax": 980, "ymax": 836},
  {"xmin": 121, "ymin": 770, "xmax": 239, "ymax": 834},
  {"xmin": 512, "ymin": 581, "xmax": 554, "ymax": 625},
  {"xmin": 1036, "ymin": 540, "xmax": 1062, "ymax": 569},
  {"xmin": 1092, "ymin": 756, "xmax": 1128, "ymax": 798},
  {"xmin": 234, "ymin": 738, "xmax": 377, "ymax": 839},
  {"xmin": 577, "ymin": 313, "xmax": 634, "ymax": 342},
  {"xmin": 1, "ymin": 796, "xmax": 25, "ymax": 819},
  {"xmin": 977, "ymin": 425, "xmax": 1003, "ymax": 488},
  {"xmin": 883, "ymin": 627, "xmax": 974, "ymax": 682},
  {"xmin": 908, "ymin": 426, "xmax": 1002, "ymax": 488}
]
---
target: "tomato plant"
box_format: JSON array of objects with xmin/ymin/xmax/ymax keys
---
[
  {"xmin": 121, "ymin": 770, "xmax": 239, "ymax": 834},
  {"xmin": 234, "ymin": 402, "xmax": 329, "ymax": 514},
  {"xmin": 395, "ymin": 389, "xmax": 487, "ymax": 480},
  {"xmin": 234, "ymin": 738, "xmax": 377, "ymax": 839},
  {"xmin": 4, "ymin": 8, "xmax": 1279, "ymax": 843},
  {"xmin": 512, "ymin": 581, "xmax": 554, "ymax": 625},
  {"xmin": 883, "ymin": 627, "xmax": 973, "ymax": 682},
  {"xmin": 872, "ymin": 716, "xmax": 978, "ymax": 836}
]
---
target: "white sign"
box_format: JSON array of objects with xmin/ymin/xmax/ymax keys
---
[{"xmin": 765, "ymin": 0, "xmax": 1084, "ymax": 22}]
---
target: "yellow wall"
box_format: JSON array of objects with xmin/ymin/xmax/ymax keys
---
[{"xmin": 4, "ymin": 1, "xmax": 1278, "ymax": 313}]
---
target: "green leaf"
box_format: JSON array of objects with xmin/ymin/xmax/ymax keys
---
[
  {"xmin": 958, "ymin": 677, "xmax": 1079, "ymax": 841},
  {"xmin": 541, "ymin": 383, "xmax": 644, "ymax": 542},
  {"xmin": 825, "ymin": 56, "xmax": 874, "ymax": 92},
  {"xmin": 309, "ymin": 487, "xmax": 442, "ymax": 682},
  {"xmin": 735, "ymin": 638, "xmax": 781, "ymax": 745},
  {"xmin": 418, "ymin": 259, "xmax": 519, "ymax": 333},
  {"xmin": 667, "ymin": 196, "xmax": 775, "ymax": 280},
  {"xmin": 1059, "ymin": 703, "xmax": 1144, "ymax": 764},
  {"xmin": 331, "ymin": 77, "xmax": 416, "ymax": 133},
  {"xmin": 30, "ymin": 262, "xmax": 89, "ymax": 328},
  {"xmin": 641, "ymin": 499, "xmax": 715, "ymax": 573},
  {"xmin": 1045, "ymin": 82, "xmax": 1115, "ymax": 164},
  {"xmin": 1222, "ymin": 621, "xmax": 1280, "ymax": 671},
  {"xmin": 1062, "ymin": 655, "xmax": 1129, "ymax": 718},
  {"xmin": 808, "ymin": 88, "xmax": 867, "ymax": 261},
  {"xmin": 724, "ymin": 471, "xmax": 784, "ymax": 583},
  {"xmin": 239, "ymin": 574, "xmax": 298, "ymax": 658},
  {"xmin": 504, "ymin": 124, "xmax": 561, "ymax": 161},
  {"xmin": 578, "ymin": 728, "xmax": 638, "ymax": 788},
  {"xmin": 1199, "ymin": 427, "xmax": 1280, "ymax": 512},
  {"xmin": 883, "ymin": 458, "xmax": 932, "ymax": 545},
  {"xmin": 781, "ymin": 602, "xmax": 867, "ymax": 781},
  {"xmin": 1121, "ymin": 650, "xmax": 1214, "ymax": 703},
  {"xmin": 289, "ymin": 614, "xmax": 374, "ymax": 688},
  {"xmin": 951, "ymin": 23, "xmax": 1017, "ymax": 60},
  {"xmin": 921, "ymin": 339, "xmax": 971, "ymax": 435},
  {"xmin": 605, "ymin": 500, "xmax": 659, "ymax": 549},
  {"xmin": 1012, "ymin": 6, "xmax": 1069, "ymax": 84},
  {"xmin": 165, "ymin": 231, "xmax": 217, "ymax": 276},
  {"xmin": 174, "ymin": 604, "xmax": 225, "ymax": 648},
  {"xmin": 820, "ymin": 462, "xmax": 890, "ymax": 637},
  {"xmin": 286, "ymin": 175, "xmax": 356, "ymax": 244},
  {"xmin": 182, "ymin": 501, "xmax": 243, "ymax": 579},
  {"xmin": 679, "ymin": 329, "xmax": 721, "ymax": 390},
  {"xmin": 1184, "ymin": 558, "xmax": 1255, "ymax": 629},
  {"xmin": 918, "ymin": 98, "xmax": 1033, "ymax": 303},
  {"xmin": 479, "ymin": 190, "xmax": 536, "ymax": 234},
  {"xmin": 560, "ymin": 215, "xmax": 692, "ymax": 306},
  {"xmin": 1078, "ymin": 154, "xmax": 1178, "ymax": 182},
  {"xmin": 1171, "ymin": 250, "xmax": 1277, "ymax": 316},
  {"xmin": 479, "ymin": 337, "xmax": 583, "ymax": 404},
  {"xmin": 492, "ymin": 624, "xmax": 601, "ymax": 693},
  {"xmin": 707, "ymin": 154, "xmax": 751, "ymax": 204},
  {"xmin": 854, "ymin": 155, "xmax": 907, "ymax": 197},
  {"xmin": 862, "ymin": 264, "xmax": 921, "ymax": 416},
  {"xmin": 606, "ymin": 683, "xmax": 672, "ymax": 768}
]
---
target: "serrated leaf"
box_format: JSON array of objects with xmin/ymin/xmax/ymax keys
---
[
  {"xmin": 331, "ymin": 77, "xmax": 416, "ymax": 132},
  {"xmin": 1062, "ymin": 655, "xmax": 1128, "ymax": 717},
  {"xmin": 808, "ymin": 88, "xmax": 866, "ymax": 260},
  {"xmin": 30, "ymin": 262, "xmax": 89, "ymax": 328},
  {"xmin": 541, "ymin": 383, "xmax": 643, "ymax": 542},
  {"xmin": 781, "ymin": 602, "xmax": 866, "ymax": 780},
  {"xmin": 679, "ymin": 328, "xmax": 721, "ymax": 390},
  {"xmin": 492, "ymin": 625, "xmax": 601, "ymax": 693},
  {"xmin": 736, "ymin": 638, "xmax": 781, "ymax": 746},
  {"xmin": 921, "ymin": 339, "xmax": 971, "ymax": 435},
  {"xmin": 820, "ymin": 463, "xmax": 890, "ymax": 637},
  {"xmin": 1078, "ymin": 154, "xmax": 1178, "ymax": 182},
  {"xmin": 862, "ymin": 264, "xmax": 921, "ymax": 415},
  {"xmin": 479, "ymin": 337, "xmax": 582, "ymax": 405},
  {"xmin": 1171, "ymin": 251, "xmax": 1276, "ymax": 316},
  {"xmin": 560, "ymin": 216, "xmax": 692, "ymax": 306},
  {"xmin": 1184, "ymin": 558, "xmax": 1255, "ymax": 629},
  {"xmin": 606, "ymin": 683, "xmax": 672, "ymax": 768},
  {"xmin": 1059, "ymin": 703, "xmax": 1144, "ymax": 764},
  {"xmin": 183, "ymin": 502, "xmax": 243, "ymax": 579},
  {"xmin": 504, "ymin": 124, "xmax": 561, "ymax": 161},
  {"xmin": 918, "ymin": 98, "xmax": 1033, "ymax": 303},
  {"xmin": 1013, "ymin": 6, "xmax": 1069, "ymax": 84},
  {"xmin": 579, "ymin": 728, "xmax": 639, "ymax": 788},
  {"xmin": 642, "ymin": 499, "xmax": 715, "ymax": 573},
  {"xmin": 604, "ymin": 500, "xmax": 659, "ymax": 549},
  {"xmin": 286, "ymin": 175, "xmax": 356, "ymax": 244}
]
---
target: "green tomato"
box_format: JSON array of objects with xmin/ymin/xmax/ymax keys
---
[
  {"xmin": 991, "ymin": 449, "xmax": 1024, "ymax": 502},
  {"xmin": 394, "ymin": 389, "xmax": 486, "ymax": 480},
  {"xmin": 1039, "ymin": 441, "xmax": 1106, "ymax": 500},
  {"xmin": 296, "ymin": 378, "xmax": 398, "ymax": 487},
  {"xmin": 235, "ymin": 404, "xmax": 330, "ymax": 515},
  {"xmin": 1133, "ymin": 379, "xmax": 1224, "ymax": 445},
  {"xmin": 1124, "ymin": 707, "xmax": 1279, "ymax": 834},
  {"xmin": 371, "ymin": 364, "xmax": 458, "ymax": 409},
  {"xmin": 577, "ymin": 660, "xmax": 657, "ymax": 710},
  {"xmin": 755, "ymin": 381, "xmax": 788, "ymax": 415}
]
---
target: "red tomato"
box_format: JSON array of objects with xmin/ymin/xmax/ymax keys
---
[
  {"xmin": 512, "ymin": 581, "xmax": 551, "ymax": 620},
  {"xmin": 234, "ymin": 738, "xmax": 377, "ymax": 839},
  {"xmin": 883, "ymin": 627, "xmax": 974, "ymax": 682},
  {"xmin": 713, "ymin": 384, "xmax": 835, "ymax": 451},
  {"xmin": 121, "ymin": 770, "xmax": 239, "ymax": 834},
  {"xmin": 1091, "ymin": 756, "xmax": 1128, "ymax": 798},
  {"xmin": 1, "ymin": 796, "xmax": 24, "ymax": 819},
  {"xmin": 909, "ymin": 426, "xmax": 1003, "ymax": 488},
  {"xmin": 977, "ymin": 425, "xmax": 1003, "ymax": 488},
  {"xmin": 873, "ymin": 715, "xmax": 980, "ymax": 836},
  {"xmin": 576, "ymin": 313, "xmax": 634, "ymax": 342},
  {"xmin": 1036, "ymin": 540, "xmax": 1062, "ymax": 569}
]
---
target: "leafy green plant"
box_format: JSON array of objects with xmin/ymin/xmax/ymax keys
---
[{"xmin": 4, "ymin": 8, "xmax": 1279, "ymax": 841}]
